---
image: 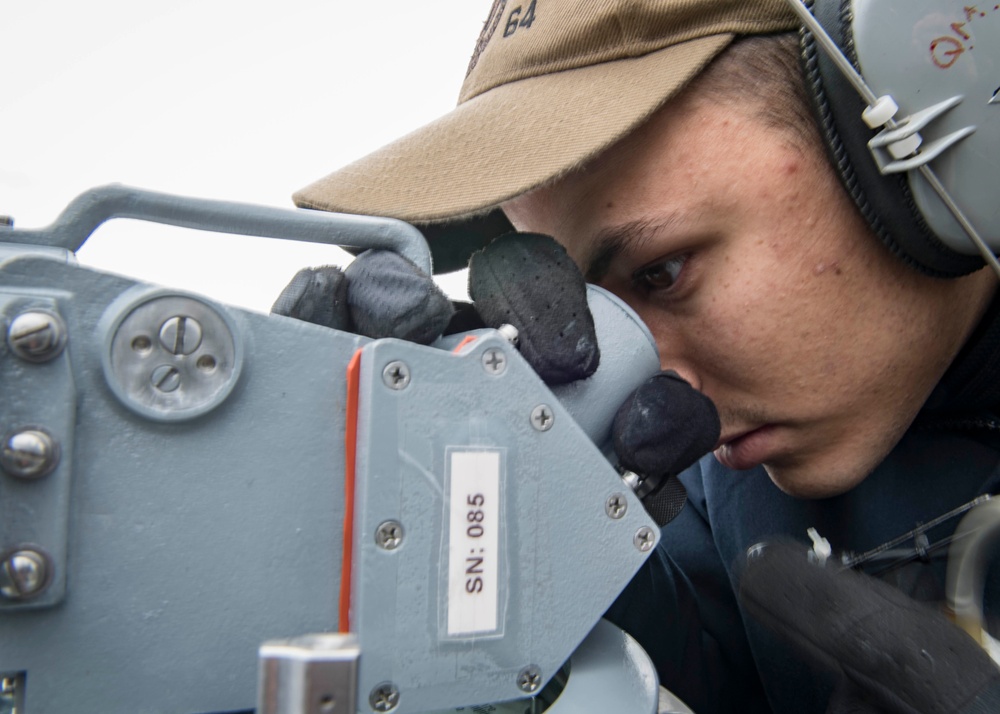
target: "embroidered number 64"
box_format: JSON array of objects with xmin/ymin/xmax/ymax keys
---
[{"xmin": 503, "ymin": 1, "xmax": 537, "ymax": 38}]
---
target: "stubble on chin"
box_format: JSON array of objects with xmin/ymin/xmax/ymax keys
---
[{"xmin": 761, "ymin": 431, "xmax": 902, "ymax": 499}]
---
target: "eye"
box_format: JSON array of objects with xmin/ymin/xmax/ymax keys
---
[{"xmin": 632, "ymin": 254, "xmax": 688, "ymax": 292}]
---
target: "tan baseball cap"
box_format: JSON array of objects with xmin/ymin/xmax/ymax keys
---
[{"xmin": 294, "ymin": 0, "xmax": 798, "ymax": 269}]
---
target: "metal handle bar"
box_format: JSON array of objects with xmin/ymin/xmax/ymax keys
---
[{"xmin": 0, "ymin": 184, "xmax": 433, "ymax": 274}]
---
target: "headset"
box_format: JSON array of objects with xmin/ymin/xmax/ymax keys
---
[{"xmin": 792, "ymin": 0, "xmax": 999, "ymax": 277}]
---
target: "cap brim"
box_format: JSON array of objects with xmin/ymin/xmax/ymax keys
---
[{"xmin": 294, "ymin": 33, "xmax": 733, "ymax": 227}]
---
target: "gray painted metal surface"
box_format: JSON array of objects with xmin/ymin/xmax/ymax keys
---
[
  {"xmin": 1, "ymin": 254, "xmax": 365, "ymax": 712},
  {"xmin": 421, "ymin": 619, "xmax": 662, "ymax": 714},
  {"xmin": 351, "ymin": 331, "xmax": 657, "ymax": 713},
  {"xmin": 0, "ymin": 187, "xmax": 663, "ymax": 713}
]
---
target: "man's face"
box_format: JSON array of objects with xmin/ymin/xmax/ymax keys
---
[{"xmin": 503, "ymin": 89, "xmax": 992, "ymax": 498}]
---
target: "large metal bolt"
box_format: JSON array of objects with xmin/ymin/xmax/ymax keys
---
[
  {"xmin": 375, "ymin": 521, "xmax": 404, "ymax": 550},
  {"xmin": 382, "ymin": 361, "xmax": 410, "ymax": 390},
  {"xmin": 0, "ymin": 674, "xmax": 17, "ymax": 710},
  {"xmin": 481, "ymin": 348, "xmax": 507, "ymax": 375},
  {"xmin": 530, "ymin": 405, "xmax": 554, "ymax": 432},
  {"xmin": 1, "ymin": 428, "xmax": 59, "ymax": 479},
  {"xmin": 605, "ymin": 494, "xmax": 628, "ymax": 520},
  {"xmin": 7, "ymin": 310, "xmax": 67, "ymax": 362},
  {"xmin": 633, "ymin": 526, "xmax": 656, "ymax": 553},
  {"xmin": 159, "ymin": 315, "xmax": 203, "ymax": 355},
  {"xmin": 151, "ymin": 365, "xmax": 182, "ymax": 393},
  {"xmin": 0, "ymin": 549, "xmax": 50, "ymax": 600},
  {"xmin": 369, "ymin": 682, "xmax": 400, "ymax": 712},
  {"xmin": 517, "ymin": 665, "xmax": 542, "ymax": 694}
]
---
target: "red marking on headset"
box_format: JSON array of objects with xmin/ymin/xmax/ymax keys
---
[
  {"xmin": 931, "ymin": 36, "xmax": 965, "ymax": 68},
  {"xmin": 452, "ymin": 335, "xmax": 479, "ymax": 353},
  {"xmin": 340, "ymin": 349, "xmax": 363, "ymax": 632}
]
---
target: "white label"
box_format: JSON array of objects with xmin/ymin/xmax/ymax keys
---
[{"xmin": 447, "ymin": 450, "xmax": 501, "ymax": 637}]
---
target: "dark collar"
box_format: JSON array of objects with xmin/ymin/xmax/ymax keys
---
[{"xmin": 924, "ymin": 292, "xmax": 1000, "ymax": 414}]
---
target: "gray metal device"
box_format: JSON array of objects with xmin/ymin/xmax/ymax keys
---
[{"xmin": 0, "ymin": 186, "xmax": 666, "ymax": 713}]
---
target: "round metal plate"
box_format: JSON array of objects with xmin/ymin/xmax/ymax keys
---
[{"xmin": 100, "ymin": 287, "xmax": 243, "ymax": 422}]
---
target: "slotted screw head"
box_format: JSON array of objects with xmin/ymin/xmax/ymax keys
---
[
  {"xmin": 634, "ymin": 526, "xmax": 656, "ymax": 552},
  {"xmin": 382, "ymin": 361, "xmax": 410, "ymax": 390},
  {"xmin": 151, "ymin": 365, "xmax": 182, "ymax": 393},
  {"xmin": 375, "ymin": 521, "xmax": 404, "ymax": 550},
  {"xmin": 159, "ymin": 315, "xmax": 203, "ymax": 355},
  {"xmin": 606, "ymin": 494, "xmax": 627, "ymax": 520},
  {"xmin": 369, "ymin": 682, "xmax": 400, "ymax": 712},
  {"xmin": 530, "ymin": 405, "xmax": 554, "ymax": 432},
  {"xmin": 1, "ymin": 428, "xmax": 59, "ymax": 479},
  {"xmin": 517, "ymin": 665, "xmax": 542, "ymax": 693},
  {"xmin": 7, "ymin": 310, "xmax": 66, "ymax": 362},
  {"xmin": 0, "ymin": 549, "xmax": 50, "ymax": 600}
]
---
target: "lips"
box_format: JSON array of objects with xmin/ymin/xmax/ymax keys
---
[{"xmin": 713, "ymin": 425, "xmax": 777, "ymax": 471}]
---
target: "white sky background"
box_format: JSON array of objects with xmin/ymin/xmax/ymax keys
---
[{"xmin": 1, "ymin": 0, "xmax": 486, "ymax": 311}]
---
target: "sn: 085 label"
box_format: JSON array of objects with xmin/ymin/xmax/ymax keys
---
[{"xmin": 447, "ymin": 450, "xmax": 501, "ymax": 637}]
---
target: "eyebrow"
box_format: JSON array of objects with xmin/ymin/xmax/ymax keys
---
[{"xmin": 583, "ymin": 215, "xmax": 685, "ymax": 282}]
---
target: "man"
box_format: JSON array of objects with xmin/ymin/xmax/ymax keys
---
[{"xmin": 285, "ymin": 1, "xmax": 1000, "ymax": 711}]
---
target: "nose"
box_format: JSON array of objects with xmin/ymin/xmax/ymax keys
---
[
  {"xmin": 661, "ymin": 360, "xmax": 702, "ymax": 392},
  {"xmin": 641, "ymin": 319, "xmax": 701, "ymax": 391}
]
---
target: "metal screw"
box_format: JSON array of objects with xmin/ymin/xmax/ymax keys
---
[
  {"xmin": 7, "ymin": 310, "xmax": 66, "ymax": 362},
  {"xmin": 482, "ymin": 348, "xmax": 507, "ymax": 375},
  {"xmin": 530, "ymin": 405, "xmax": 554, "ymax": 432},
  {"xmin": 369, "ymin": 682, "xmax": 400, "ymax": 712},
  {"xmin": 0, "ymin": 674, "xmax": 17, "ymax": 709},
  {"xmin": 633, "ymin": 526, "xmax": 656, "ymax": 552},
  {"xmin": 0, "ymin": 549, "xmax": 50, "ymax": 600},
  {"xmin": 151, "ymin": 365, "xmax": 182, "ymax": 393},
  {"xmin": 375, "ymin": 520, "xmax": 404, "ymax": 550},
  {"xmin": 605, "ymin": 494, "xmax": 627, "ymax": 520},
  {"xmin": 620, "ymin": 470, "xmax": 642, "ymax": 493},
  {"xmin": 159, "ymin": 315, "xmax": 203, "ymax": 355},
  {"xmin": 382, "ymin": 361, "xmax": 410, "ymax": 390},
  {"xmin": 1, "ymin": 428, "xmax": 59, "ymax": 479},
  {"xmin": 517, "ymin": 665, "xmax": 542, "ymax": 694}
]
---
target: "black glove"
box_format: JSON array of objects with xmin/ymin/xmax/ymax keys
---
[
  {"xmin": 271, "ymin": 250, "xmax": 455, "ymax": 345},
  {"xmin": 738, "ymin": 540, "xmax": 1000, "ymax": 714},
  {"xmin": 273, "ymin": 232, "xmax": 720, "ymax": 526}
]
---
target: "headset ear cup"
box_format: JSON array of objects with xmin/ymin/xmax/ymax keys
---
[{"xmin": 799, "ymin": 0, "xmax": 983, "ymax": 277}]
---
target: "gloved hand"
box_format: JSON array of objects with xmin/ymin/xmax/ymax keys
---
[
  {"xmin": 273, "ymin": 232, "xmax": 720, "ymax": 526},
  {"xmin": 738, "ymin": 540, "xmax": 1000, "ymax": 714}
]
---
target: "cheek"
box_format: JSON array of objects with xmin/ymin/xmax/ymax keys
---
[{"xmin": 657, "ymin": 248, "xmax": 849, "ymax": 394}]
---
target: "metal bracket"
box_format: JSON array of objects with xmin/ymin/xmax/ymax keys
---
[
  {"xmin": 0, "ymin": 292, "xmax": 76, "ymax": 611},
  {"xmin": 257, "ymin": 634, "xmax": 360, "ymax": 714},
  {"xmin": 868, "ymin": 96, "xmax": 975, "ymax": 175}
]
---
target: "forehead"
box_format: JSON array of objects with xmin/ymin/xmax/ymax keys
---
[{"xmin": 501, "ymin": 93, "xmax": 793, "ymax": 269}]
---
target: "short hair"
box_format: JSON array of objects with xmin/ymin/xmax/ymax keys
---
[{"xmin": 693, "ymin": 32, "xmax": 823, "ymax": 151}]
